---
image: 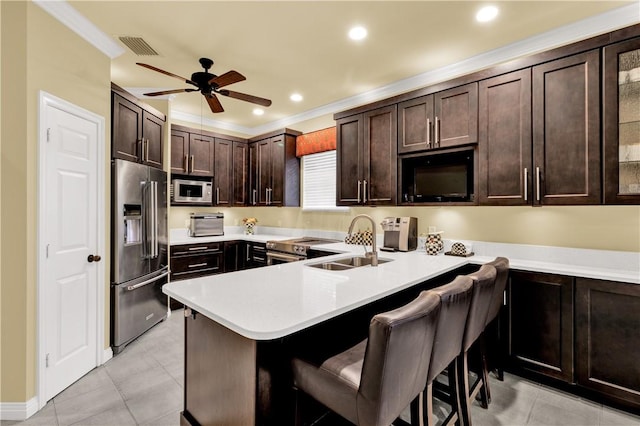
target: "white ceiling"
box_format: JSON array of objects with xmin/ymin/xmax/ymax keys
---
[{"xmin": 58, "ymin": 1, "xmax": 637, "ymax": 137}]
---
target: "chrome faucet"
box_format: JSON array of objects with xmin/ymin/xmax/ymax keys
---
[{"xmin": 347, "ymin": 214, "xmax": 378, "ymax": 266}]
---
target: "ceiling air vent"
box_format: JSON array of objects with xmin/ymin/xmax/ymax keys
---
[{"xmin": 118, "ymin": 36, "xmax": 159, "ymax": 56}]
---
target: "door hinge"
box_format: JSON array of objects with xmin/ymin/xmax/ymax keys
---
[
  {"xmin": 46, "ymin": 128, "xmax": 51, "ymax": 142},
  {"xmin": 46, "ymin": 353, "xmax": 50, "ymax": 367}
]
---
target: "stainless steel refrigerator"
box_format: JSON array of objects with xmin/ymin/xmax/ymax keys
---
[{"xmin": 111, "ymin": 159, "xmax": 169, "ymax": 354}]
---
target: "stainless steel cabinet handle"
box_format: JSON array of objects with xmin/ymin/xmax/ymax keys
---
[
  {"xmin": 190, "ymin": 155, "xmax": 195, "ymax": 173},
  {"xmin": 216, "ymin": 187, "xmax": 220, "ymax": 204},
  {"xmin": 188, "ymin": 246, "xmax": 210, "ymax": 251},
  {"xmin": 426, "ymin": 118, "xmax": 431, "ymax": 148},
  {"xmin": 188, "ymin": 263, "xmax": 208, "ymax": 269},
  {"xmin": 265, "ymin": 188, "xmax": 269, "ymax": 205},
  {"xmin": 536, "ymin": 167, "xmax": 541, "ymax": 202},
  {"xmin": 183, "ymin": 155, "xmax": 188, "ymax": 173},
  {"xmin": 524, "ymin": 168, "xmax": 528, "ymax": 202},
  {"xmin": 357, "ymin": 180, "xmax": 361, "ymax": 203},
  {"xmin": 363, "ymin": 180, "xmax": 368, "ymax": 204},
  {"xmin": 145, "ymin": 139, "xmax": 149, "ymax": 163},
  {"xmin": 252, "ymin": 189, "xmax": 257, "ymax": 205},
  {"xmin": 435, "ymin": 116, "xmax": 440, "ymax": 147}
]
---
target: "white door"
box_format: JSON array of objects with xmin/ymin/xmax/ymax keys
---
[{"xmin": 42, "ymin": 98, "xmax": 101, "ymax": 401}]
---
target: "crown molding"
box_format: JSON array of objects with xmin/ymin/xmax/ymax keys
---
[
  {"xmin": 171, "ymin": 110, "xmax": 255, "ymax": 135},
  {"xmin": 33, "ymin": 0, "xmax": 124, "ymax": 59}
]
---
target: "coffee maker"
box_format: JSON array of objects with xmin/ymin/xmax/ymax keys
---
[{"xmin": 380, "ymin": 217, "xmax": 418, "ymax": 252}]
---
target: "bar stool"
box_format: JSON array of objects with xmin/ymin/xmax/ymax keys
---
[
  {"xmin": 291, "ymin": 290, "xmax": 442, "ymax": 426},
  {"xmin": 483, "ymin": 257, "xmax": 510, "ymax": 392},
  {"xmin": 423, "ymin": 276, "xmax": 475, "ymax": 426},
  {"xmin": 456, "ymin": 264, "xmax": 497, "ymax": 426}
]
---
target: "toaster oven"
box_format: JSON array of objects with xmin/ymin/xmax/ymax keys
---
[{"xmin": 189, "ymin": 213, "xmax": 224, "ymax": 237}]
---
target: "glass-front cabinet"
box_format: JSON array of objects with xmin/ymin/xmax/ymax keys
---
[{"xmin": 604, "ymin": 37, "xmax": 640, "ymax": 204}]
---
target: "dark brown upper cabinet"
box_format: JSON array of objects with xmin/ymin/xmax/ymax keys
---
[
  {"xmin": 170, "ymin": 128, "xmax": 215, "ymax": 177},
  {"xmin": 248, "ymin": 129, "xmax": 300, "ymax": 207},
  {"xmin": 398, "ymin": 83, "xmax": 478, "ymax": 154},
  {"xmin": 336, "ymin": 105, "xmax": 397, "ymax": 206},
  {"xmin": 232, "ymin": 141, "xmax": 249, "ymax": 206},
  {"xmin": 478, "ymin": 69, "xmax": 532, "ymax": 205},
  {"xmin": 532, "ymin": 50, "xmax": 601, "ymax": 205},
  {"xmin": 112, "ymin": 91, "xmax": 165, "ymax": 169},
  {"xmin": 213, "ymin": 138, "xmax": 233, "ymax": 206},
  {"xmin": 603, "ymin": 37, "xmax": 640, "ymax": 204}
]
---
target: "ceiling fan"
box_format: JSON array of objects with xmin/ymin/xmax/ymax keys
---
[{"xmin": 136, "ymin": 57, "xmax": 272, "ymax": 114}]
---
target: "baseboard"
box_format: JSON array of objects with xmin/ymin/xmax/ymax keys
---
[
  {"xmin": 0, "ymin": 397, "xmax": 39, "ymax": 421},
  {"xmin": 102, "ymin": 346, "xmax": 113, "ymax": 364}
]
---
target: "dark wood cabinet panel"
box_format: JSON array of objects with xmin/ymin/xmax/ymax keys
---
[
  {"xmin": 398, "ymin": 95, "xmax": 434, "ymax": 153},
  {"xmin": 336, "ymin": 115, "xmax": 363, "ymax": 205},
  {"xmin": 112, "ymin": 94, "xmax": 142, "ymax": 163},
  {"xmin": 575, "ymin": 278, "xmax": 640, "ymax": 409},
  {"xmin": 170, "ymin": 129, "xmax": 189, "ymax": 174},
  {"xmin": 112, "ymin": 91, "xmax": 165, "ymax": 169},
  {"xmin": 214, "ymin": 138, "xmax": 232, "ymax": 206},
  {"xmin": 233, "ymin": 141, "xmax": 249, "ymax": 206},
  {"xmin": 603, "ymin": 37, "xmax": 640, "ymax": 204},
  {"xmin": 224, "ymin": 240, "xmax": 246, "ymax": 273},
  {"xmin": 478, "ymin": 69, "xmax": 532, "ymax": 205},
  {"xmin": 363, "ymin": 105, "xmax": 397, "ymax": 204},
  {"xmin": 434, "ymin": 82, "xmax": 478, "ymax": 148},
  {"xmin": 508, "ymin": 271, "xmax": 574, "ymax": 382},
  {"xmin": 532, "ymin": 49, "xmax": 601, "ymax": 205},
  {"xmin": 337, "ymin": 106, "xmax": 396, "ymax": 205},
  {"xmin": 248, "ymin": 131, "xmax": 300, "ymax": 207},
  {"xmin": 188, "ymin": 133, "xmax": 215, "ymax": 177},
  {"xmin": 170, "ymin": 242, "xmax": 224, "ymax": 281}
]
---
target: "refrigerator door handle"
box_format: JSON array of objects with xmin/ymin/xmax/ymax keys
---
[
  {"xmin": 151, "ymin": 181, "xmax": 158, "ymax": 258},
  {"xmin": 126, "ymin": 269, "xmax": 170, "ymax": 291}
]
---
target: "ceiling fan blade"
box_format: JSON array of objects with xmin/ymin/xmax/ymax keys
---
[
  {"xmin": 143, "ymin": 88, "xmax": 197, "ymax": 96},
  {"xmin": 205, "ymin": 93, "xmax": 224, "ymax": 113},
  {"xmin": 218, "ymin": 90, "xmax": 272, "ymax": 107},
  {"xmin": 208, "ymin": 70, "xmax": 246, "ymax": 88},
  {"xmin": 136, "ymin": 63, "xmax": 198, "ymax": 86}
]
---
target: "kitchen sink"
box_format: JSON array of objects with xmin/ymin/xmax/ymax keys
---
[{"xmin": 306, "ymin": 256, "xmax": 392, "ymax": 271}]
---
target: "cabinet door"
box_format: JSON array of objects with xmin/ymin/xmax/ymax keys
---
[
  {"xmin": 248, "ymin": 142, "xmax": 258, "ymax": 206},
  {"xmin": 171, "ymin": 129, "xmax": 189, "ymax": 174},
  {"xmin": 434, "ymin": 82, "xmax": 478, "ymax": 148},
  {"xmin": 398, "ymin": 95, "xmax": 434, "ymax": 153},
  {"xmin": 363, "ymin": 105, "xmax": 397, "ymax": 205},
  {"xmin": 256, "ymin": 139, "xmax": 271, "ymax": 205},
  {"xmin": 232, "ymin": 142, "xmax": 248, "ymax": 206},
  {"xmin": 509, "ymin": 271, "xmax": 574, "ymax": 382},
  {"xmin": 269, "ymin": 136, "xmax": 285, "ymax": 206},
  {"xmin": 214, "ymin": 138, "xmax": 233, "ymax": 206},
  {"xmin": 603, "ymin": 37, "xmax": 640, "ymax": 204},
  {"xmin": 478, "ymin": 69, "xmax": 532, "ymax": 205},
  {"xmin": 533, "ymin": 50, "xmax": 601, "ymax": 205},
  {"xmin": 575, "ymin": 278, "xmax": 640, "ymax": 409},
  {"xmin": 224, "ymin": 241, "xmax": 246, "ymax": 272},
  {"xmin": 112, "ymin": 94, "xmax": 142, "ymax": 163},
  {"xmin": 188, "ymin": 133, "xmax": 215, "ymax": 177},
  {"xmin": 141, "ymin": 111, "xmax": 164, "ymax": 169},
  {"xmin": 336, "ymin": 115, "xmax": 364, "ymax": 205}
]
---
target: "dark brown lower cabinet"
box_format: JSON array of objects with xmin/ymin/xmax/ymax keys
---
[
  {"xmin": 508, "ymin": 271, "xmax": 574, "ymax": 382},
  {"xmin": 170, "ymin": 242, "xmax": 223, "ymax": 281},
  {"xmin": 223, "ymin": 240, "xmax": 245, "ymax": 273},
  {"xmin": 575, "ymin": 278, "xmax": 640, "ymax": 409}
]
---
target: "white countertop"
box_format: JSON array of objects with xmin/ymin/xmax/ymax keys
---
[{"xmin": 164, "ymin": 230, "xmax": 639, "ymax": 341}]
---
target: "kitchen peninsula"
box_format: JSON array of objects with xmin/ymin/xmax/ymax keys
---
[{"xmin": 164, "ymin": 234, "xmax": 640, "ymax": 425}]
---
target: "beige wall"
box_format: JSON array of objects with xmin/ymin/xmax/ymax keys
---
[
  {"xmin": 1, "ymin": 2, "xmax": 111, "ymax": 403},
  {"xmin": 170, "ymin": 205, "xmax": 640, "ymax": 252}
]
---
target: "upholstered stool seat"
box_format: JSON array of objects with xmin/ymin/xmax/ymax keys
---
[{"xmin": 292, "ymin": 290, "xmax": 442, "ymax": 426}]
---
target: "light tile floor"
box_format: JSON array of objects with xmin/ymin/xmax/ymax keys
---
[{"xmin": 3, "ymin": 310, "xmax": 640, "ymax": 426}]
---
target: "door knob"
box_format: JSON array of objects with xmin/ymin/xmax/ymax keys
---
[{"xmin": 87, "ymin": 254, "xmax": 101, "ymax": 263}]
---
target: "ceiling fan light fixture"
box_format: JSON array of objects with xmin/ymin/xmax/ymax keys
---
[{"xmin": 348, "ymin": 26, "xmax": 368, "ymax": 41}]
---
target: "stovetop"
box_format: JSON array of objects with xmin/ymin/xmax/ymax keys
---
[{"xmin": 266, "ymin": 237, "xmax": 340, "ymax": 256}]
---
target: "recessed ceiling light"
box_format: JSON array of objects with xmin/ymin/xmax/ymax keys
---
[
  {"xmin": 476, "ymin": 6, "xmax": 499, "ymax": 23},
  {"xmin": 348, "ymin": 26, "xmax": 368, "ymax": 41},
  {"xmin": 290, "ymin": 93, "xmax": 303, "ymax": 102},
  {"xmin": 253, "ymin": 108, "xmax": 264, "ymax": 116}
]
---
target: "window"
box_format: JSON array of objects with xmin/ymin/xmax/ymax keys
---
[{"xmin": 301, "ymin": 150, "xmax": 347, "ymax": 211}]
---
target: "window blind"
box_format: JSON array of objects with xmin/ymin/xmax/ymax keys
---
[{"xmin": 302, "ymin": 150, "xmax": 345, "ymax": 211}]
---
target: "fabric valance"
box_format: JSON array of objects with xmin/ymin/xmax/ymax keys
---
[{"xmin": 295, "ymin": 127, "xmax": 336, "ymax": 157}]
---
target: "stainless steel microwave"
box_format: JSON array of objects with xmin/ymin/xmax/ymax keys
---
[{"xmin": 171, "ymin": 179, "xmax": 212, "ymax": 204}]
